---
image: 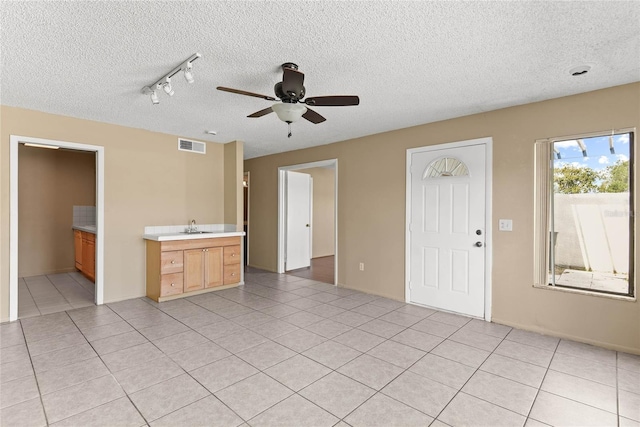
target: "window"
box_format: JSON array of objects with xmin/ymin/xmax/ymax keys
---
[
  {"xmin": 534, "ymin": 130, "xmax": 634, "ymax": 297},
  {"xmin": 423, "ymin": 157, "xmax": 469, "ymax": 178}
]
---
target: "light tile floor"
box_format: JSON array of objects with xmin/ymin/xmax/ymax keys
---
[
  {"xmin": 18, "ymin": 273, "xmax": 95, "ymax": 319},
  {"xmin": 1, "ymin": 269, "xmax": 639, "ymax": 426}
]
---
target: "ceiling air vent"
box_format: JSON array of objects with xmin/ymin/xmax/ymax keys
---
[{"xmin": 178, "ymin": 138, "xmax": 206, "ymax": 154}]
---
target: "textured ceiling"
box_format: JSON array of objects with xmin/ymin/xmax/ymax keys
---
[{"xmin": 1, "ymin": 2, "xmax": 639, "ymax": 159}]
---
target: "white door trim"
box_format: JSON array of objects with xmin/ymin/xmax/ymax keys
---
[
  {"xmin": 9, "ymin": 135, "xmax": 105, "ymax": 322},
  {"xmin": 405, "ymin": 137, "xmax": 493, "ymax": 321},
  {"xmin": 277, "ymin": 159, "xmax": 338, "ymax": 285}
]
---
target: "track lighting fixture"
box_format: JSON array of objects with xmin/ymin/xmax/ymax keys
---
[{"xmin": 141, "ymin": 53, "xmax": 201, "ymax": 105}]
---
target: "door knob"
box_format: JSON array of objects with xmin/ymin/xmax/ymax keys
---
[
  {"xmin": 475, "ymin": 241, "xmax": 483, "ymax": 247},
  {"xmin": 306, "ymin": 224, "xmax": 310, "ymax": 227},
  {"xmin": 476, "ymin": 230, "xmax": 482, "ymax": 235}
]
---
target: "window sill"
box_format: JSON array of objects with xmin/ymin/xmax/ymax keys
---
[{"xmin": 532, "ymin": 283, "xmax": 636, "ymax": 302}]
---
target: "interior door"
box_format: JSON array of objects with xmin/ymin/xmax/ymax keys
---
[
  {"xmin": 409, "ymin": 144, "xmax": 486, "ymax": 317},
  {"xmin": 286, "ymin": 171, "xmax": 312, "ymax": 271}
]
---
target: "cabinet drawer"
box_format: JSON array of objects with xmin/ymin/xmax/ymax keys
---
[
  {"xmin": 161, "ymin": 251, "xmax": 183, "ymax": 274},
  {"xmin": 223, "ymin": 264, "xmax": 241, "ymax": 285},
  {"xmin": 223, "ymin": 245, "xmax": 241, "ymax": 265},
  {"xmin": 160, "ymin": 273, "xmax": 184, "ymax": 296}
]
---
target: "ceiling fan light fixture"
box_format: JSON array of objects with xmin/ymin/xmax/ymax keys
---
[{"xmin": 272, "ymin": 102, "xmax": 307, "ymax": 123}]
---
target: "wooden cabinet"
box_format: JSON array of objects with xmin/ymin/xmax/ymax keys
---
[
  {"xmin": 223, "ymin": 245, "xmax": 241, "ymax": 285},
  {"xmin": 74, "ymin": 229, "xmax": 96, "ymax": 282},
  {"xmin": 74, "ymin": 230, "xmax": 83, "ymax": 270},
  {"xmin": 184, "ymin": 247, "xmax": 224, "ymax": 292},
  {"xmin": 146, "ymin": 236, "xmax": 241, "ymax": 302},
  {"xmin": 83, "ymin": 233, "xmax": 96, "ymax": 281}
]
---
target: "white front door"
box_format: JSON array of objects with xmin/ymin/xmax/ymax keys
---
[
  {"xmin": 408, "ymin": 143, "xmax": 486, "ymax": 317},
  {"xmin": 286, "ymin": 171, "xmax": 312, "ymax": 271}
]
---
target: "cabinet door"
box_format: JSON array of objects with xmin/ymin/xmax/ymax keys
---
[
  {"xmin": 86, "ymin": 239, "xmax": 95, "ymax": 281},
  {"xmin": 74, "ymin": 230, "xmax": 83, "ymax": 269},
  {"xmin": 184, "ymin": 249, "xmax": 204, "ymax": 292},
  {"xmin": 204, "ymin": 247, "xmax": 223, "ymax": 288}
]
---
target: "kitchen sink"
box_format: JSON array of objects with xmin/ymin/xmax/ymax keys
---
[{"xmin": 180, "ymin": 230, "xmax": 214, "ymax": 234}]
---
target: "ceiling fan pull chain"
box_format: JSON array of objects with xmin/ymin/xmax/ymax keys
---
[{"xmin": 287, "ymin": 122, "xmax": 292, "ymax": 138}]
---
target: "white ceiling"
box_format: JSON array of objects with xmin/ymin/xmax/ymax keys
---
[{"xmin": 1, "ymin": 2, "xmax": 639, "ymax": 159}]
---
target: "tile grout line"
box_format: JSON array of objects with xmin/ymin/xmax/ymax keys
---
[
  {"xmin": 17, "ymin": 319, "xmax": 51, "ymax": 427},
  {"xmin": 429, "ymin": 323, "xmax": 534, "ymax": 425},
  {"xmin": 51, "ymin": 310, "xmax": 148, "ymax": 426}
]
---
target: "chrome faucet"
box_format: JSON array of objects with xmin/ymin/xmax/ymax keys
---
[{"xmin": 187, "ymin": 219, "xmax": 197, "ymax": 233}]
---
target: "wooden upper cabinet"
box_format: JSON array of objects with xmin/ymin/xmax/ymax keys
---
[
  {"xmin": 205, "ymin": 247, "xmax": 223, "ymax": 288},
  {"xmin": 184, "ymin": 249, "xmax": 205, "ymax": 293}
]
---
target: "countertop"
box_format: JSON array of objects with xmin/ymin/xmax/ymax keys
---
[
  {"xmin": 72, "ymin": 225, "xmax": 96, "ymax": 234},
  {"xmin": 143, "ymin": 230, "xmax": 245, "ymax": 242}
]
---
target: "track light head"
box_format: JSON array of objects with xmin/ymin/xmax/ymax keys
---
[
  {"xmin": 184, "ymin": 63, "xmax": 194, "ymax": 84},
  {"xmin": 150, "ymin": 90, "xmax": 159, "ymax": 104},
  {"xmin": 162, "ymin": 78, "xmax": 174, "ymax": 96}
]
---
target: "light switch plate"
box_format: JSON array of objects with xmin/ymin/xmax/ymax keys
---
[{"xmin": 499, "ymin": 219, "xmax": 513, "ymax": 231}]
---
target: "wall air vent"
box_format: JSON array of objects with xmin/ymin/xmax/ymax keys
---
[{"xmin": 178, "ymin": 138, "xmax": 206, "ymax": 154}]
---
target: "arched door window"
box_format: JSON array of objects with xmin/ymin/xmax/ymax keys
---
[{"xmin": 423, "ymin": 157, "xmax": 469, "ymax": 179}]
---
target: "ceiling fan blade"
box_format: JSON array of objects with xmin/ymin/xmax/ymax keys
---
[
  {"xmin": 302, "ymin": 108, "xmax": 326, "ymax": 124},
  {"xmin": 247, "ymin": 107, "xmax": 274, "ymax": 118},
  {"xmin": 305, "ymin": 95, "xmax": 360, "ymax": 106},
  {"xmin": 282, "ymin": 67, "xmax": 305, "ymax": 96},
  {"xmin": 217, "ymin": 86, "xmax": 276, "ymax": 101}
]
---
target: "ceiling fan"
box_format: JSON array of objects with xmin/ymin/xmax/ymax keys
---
[{"xmin": 217, "ymin": 63, "xmax": 359, "ymax": 137}]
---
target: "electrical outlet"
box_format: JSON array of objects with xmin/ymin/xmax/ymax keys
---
[
  {"xmin": 499, "ymin": 219, "xmax": 513, "ymax": 232},
  {"xmin": 359, "ymin": 262, "xmax": 364, "ymax": 271}
]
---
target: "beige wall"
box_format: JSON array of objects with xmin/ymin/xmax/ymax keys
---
[
  {"xmin": 298, "ymin": 167, "xmax": 335, "ymax": 258},
  {"xmin": 224, "ymin": 141, "xmax": 244, "ymax": 231},
  {"xmin": 244, "ymin": 83, "xmax": 640, "ymax": 354},
  {"xmin": 1, "ymin": 106, "xmax": 235, "ymax": 321},
  {"xmin": 18, "ymin": 146, "xmax": 95, "ymax": 276}
]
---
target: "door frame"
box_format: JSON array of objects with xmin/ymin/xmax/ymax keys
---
[
  {"xmin": 9, "ymin": 135, "xmax": 105, "ymax": 321},
  {"xmin": 405, "ymin": 137, "xmax": 493, "ymax": 321},
  {"xmin": 277, "ymin": 159, "xmax": 338, "ymax": 285},
  {"xmin": 243, "ymin": 172, "xmax": 250, "ymax": 266}
]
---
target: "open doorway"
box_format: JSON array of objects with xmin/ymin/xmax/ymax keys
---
[
  {"xmin": 18, "ymin": 144, "xmax": 96, "ymax": 318},
  {"xmin": 9, "ymin": 135, "xmax": 105, "ymax": 322},
  {"xmin": 277, "ymin": 159, "xmax": 337, "ymax": 285}
]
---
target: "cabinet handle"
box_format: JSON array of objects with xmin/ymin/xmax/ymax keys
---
[
  {"xmin": 231, "ymin": 272, "xmax": 236, "ymax": 276},
  {"xmin": 231, "ymin": 253, "xmax": 236, "ymax": 257},
  {"xmin": 171, "ymin": 260, "xmax": 175, "ymax": 264},
  {"xmin": 171, "ymin": 283, "xmax": 175, "ymax": 287}
]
